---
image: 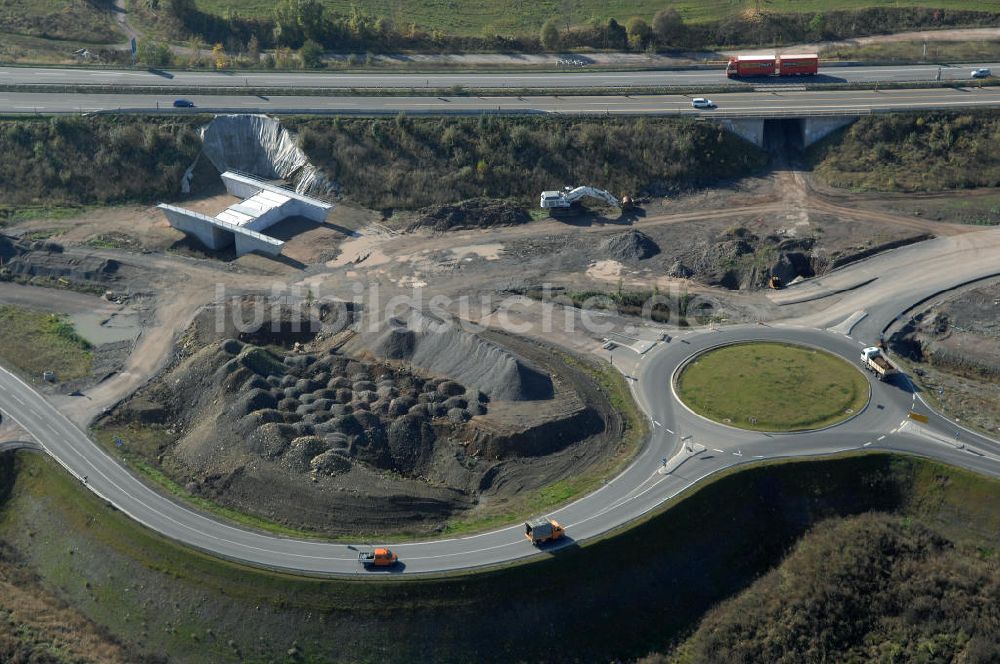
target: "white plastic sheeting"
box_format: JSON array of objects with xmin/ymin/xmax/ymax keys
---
[{"xmin": 199, "ymin": 114, "xmax": 336, "ymax": 198}]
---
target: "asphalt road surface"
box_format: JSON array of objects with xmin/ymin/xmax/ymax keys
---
[
  {"xmin": 2, "ymin": 63, "xmax": 998, "ymax": 89},
  {"xmin": 4, "ymin": 86, "xmax": 1000, "ymax": 116},
  {"xmin": 1, "ymin": 296, "xmax": 999, "ymax": 575}
]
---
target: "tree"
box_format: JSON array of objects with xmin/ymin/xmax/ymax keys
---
[
  {"xmin": 808, "ymin": 13, "xmax": 826, "ymax": 39},
  {"xmin": 605, "ymin": 18, "xmax": 626, "ymax": 50},
  {"xmin": 652, "ymin": 8, "xmax": 685, "ymax": 46},
  {"xmin": 136, "ymin": 39, "xmax": 173, "ymax": 67},
  {"xmin": 211, "ymin": 42, "xmax": 228, "ymax": 69},
  {"xmin": 299, "ymin": 39, "xmax": 324, "ymax": 68},
  {"xmin": 626, "ymin": 17, "xmax": 651, "ymax": 51},
  {"xmin": 540, "ymin": 18, "xmax": 560, "ymax": 50},
  {"xmin": 246, "ymin": 34, "xmax": 260, "ymax": 63}
]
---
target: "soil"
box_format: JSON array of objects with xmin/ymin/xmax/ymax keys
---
[
  {"xmin": 890, "ymin": 278, "xmax": 1000, "ymax": 436},
  {"xmin": 99, "ymin": 297, "xmax": 620, "ymax": 536},
  {"xmin": 403, "ymin": 198, "xmax": 531, "ymax": 232}
]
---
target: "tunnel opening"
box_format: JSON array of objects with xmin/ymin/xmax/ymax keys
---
[{"xmin": 763, "ymin": 118, "xmax": 804, "ymax": 154}]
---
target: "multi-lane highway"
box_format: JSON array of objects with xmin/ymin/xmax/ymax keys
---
[
  {"xmin": 4, "ymin": 86, "xmax": 1000, "ymax": 116},
  {"xmin": 2, "ymin": 63, "xmax": 998, "ymax": 89},
  {"xmin": 2, "ymin": 244, "xmax": 999, "ymax": 575}
]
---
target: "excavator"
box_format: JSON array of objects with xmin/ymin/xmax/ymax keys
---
[{"xmin": 539, "ymin": 186, "xmax": 624, "ymax": 210}]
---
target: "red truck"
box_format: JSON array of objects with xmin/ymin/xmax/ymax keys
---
[{"xmin": 726, "ymin": 54, "xmax": 818, "ymax": 78}]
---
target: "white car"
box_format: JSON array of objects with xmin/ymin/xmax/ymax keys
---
[
  {"xmin": 691, "ymin": 97, "xmax": 716, "ymax": 109},
  {"xmin": 971, "ymin": 68, "xmax": 992, "ymax": 79}
]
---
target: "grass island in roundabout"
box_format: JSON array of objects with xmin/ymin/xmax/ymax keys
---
[{"xmin": 675, "ymin": 341, "xmax": 870, "ymax": 432}]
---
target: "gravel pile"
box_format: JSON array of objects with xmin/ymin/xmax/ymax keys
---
[
  {"xmin": 599, "ymin": 229, "xmax": 660, "ymax": 261},
  {"xmin": 408, "ymin": 198, "xmax": 530, "ymax": 232},
  {"xmin": 365, "ymin": 308, "xmax": 553, "ymax": 402}
]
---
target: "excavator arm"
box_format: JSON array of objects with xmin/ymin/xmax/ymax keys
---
[{"xmin": 539, "ymin": 186, "xmax": 621, "ymax": 209}]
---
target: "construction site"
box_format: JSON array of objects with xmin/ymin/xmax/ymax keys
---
[{"xmin": 2, "ymin": 110, "xmax": 996, "ymax": 537}]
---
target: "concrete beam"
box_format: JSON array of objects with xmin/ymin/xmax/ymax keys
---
[
  {"xmin": 713, "ymin": 118, "xmax": 765, "ymax": 147},
  {"xmin": 158, "ymin": 204, "xmax": 234, "ymax": 250},
  {"xmin": 221, "ymin": 171, "xmax": 333, "ymax": 223},
  {"xmin": 157, "ymin": 204, "xmax": 285, "ymax": 257},
  {"xmin": 802, "ymin": 116, "xmax": 856, "ymax": 147}
]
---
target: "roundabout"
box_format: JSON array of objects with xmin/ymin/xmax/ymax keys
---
[
  {"xmin": 674, "ymin": 341, "xmax": 869, "ymax": 433},
  {"xmin": 1, "ymin": 318, "xmax": 1000, "ymax": 575}
]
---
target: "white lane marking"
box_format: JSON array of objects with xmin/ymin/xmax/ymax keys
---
[
  {"xmin": 664, "ymin": 428, "xmax": 675, "ymax": 434},
  {"xmin": 863, "ymin": 442, "xmax": 873, "ymax": 447},
  {"xmin": 877, "ymin": 435, "xmax": 886, "ymax": 441},
  {"xmin": 653, "ymin": 420, "xmax": 661, "ymax": 427},
  {"xmin": 712, "ymin": 448, "xmax": 724, "ymax": 453}
]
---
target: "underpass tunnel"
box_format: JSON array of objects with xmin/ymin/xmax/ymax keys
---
[{"xmin": 763, "ymin": 118, "xmax": 805, "ymax": 154}]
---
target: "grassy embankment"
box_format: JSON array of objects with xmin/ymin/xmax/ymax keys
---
[
  {"xmin": 676, "ymin": 342, "xmax": 870, "ymax": 432},
  {"xmin": 0, "ymin": 115, "xmax": 763, "ymax": 217},
  {"xmin": 0, "ymin": 0, "xmax": 120, "ymax": 43},
  {"xmin": 193, "ymin": 0, "xmax": 1000, "ymax": 37},
  {"xmin": 825, "ymin": 39, "xmax": 1000, "ymax": 63},
  {"xmin": 0, "ymin": 450, "xmax": 997, "ymax": 662},
  {"xmin": 0, "ymin": 116, "xmax": 204, "ymax": 216},
  {"xmin": 809, "ymin": 111, "xmax": 1000, "ymax": 193},
  {"xmin": 0, "ymin": 305, "xmax": 92, "ymax": 381},
  {"xmin": 288, "ymin": 115, "xmax": 766, "ymax": 209}
]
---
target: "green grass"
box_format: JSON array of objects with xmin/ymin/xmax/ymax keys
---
[
  {"xmin": 676, "ymin": 341, "xmax": 870, "ymax": 432},
  {"xmin": 0, "ymin": 0, "xmax": 120, "ymax": 43},
  {"xmin": 193, "ymin": 0, "xmax": 1000, "ymax": 35},
  {"xmin": 0, "ymin": 305, "xmax": 92, "ymax": 382},
  {"xmin": 825, "ymin": 38, "xmax": 1000, "ymax": 64},
  {"xmin": 0, "ymin": 205, "xmax": 85, "ymax": 228},
  {"xmin": 1, "ymin": 449, "xmax": 998, "ymax": 662}
]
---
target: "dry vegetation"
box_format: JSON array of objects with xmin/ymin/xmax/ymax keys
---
[
  {"xmin": 651, "ymin": 513, "xmax": 1000, "ymax": 664},
  {"xmin": 811, "ymin": 112, "xmax": 1000, "ymax": 192},
  {"xmin": 0, "ymin": 116, "xmax": 203, "ymax": 209},
  {"xmin": 289, "ymin": 115, "xmax": 766, "ymax": 209}
]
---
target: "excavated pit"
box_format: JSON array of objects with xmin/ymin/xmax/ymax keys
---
[{"xmin": 198, "ymin": 114, "xmax": 336, "ymax": 198}]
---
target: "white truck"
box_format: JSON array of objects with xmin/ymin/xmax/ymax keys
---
[{"xmin": 861, "ymin": 347, "xmax": 897, "ymax": 381}]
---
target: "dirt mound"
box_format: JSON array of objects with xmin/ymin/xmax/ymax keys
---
[
  {"xmin": 360, "ymin": 308, "xmax": 553, "ymax": 401},
  {"xmin": 890, "ymin": 281, "xmax": 1000, "ymax": 435},
  {"xmin": 679, "ymin": 227, "xmax": 816, "ymax": 290},
  {"xmin": 600, "ymin": 230, "xmax": 660, "ymax": 261},
  {"xmin": 0, "ymin": 234, "xmax": 119, "ymax": 287},
  {"xmin": 408, "ymin": 198, "xmax": 530, "ymax": 232}
]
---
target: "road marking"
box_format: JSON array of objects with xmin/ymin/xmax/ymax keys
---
[
  {"xmin": 653, "ymin": 420, "xmax": 661, "ymax": 427},
  {"xmin": 863, "ymin": 442, "xmax": 873, "ymax": 447},
  {"xmin": 877, "ymin": 435, "xmax": 886, "ymax": 441},
  {"xmin": 664, "ymin": 428, "xmax": 675, "ymax": 434},
  {"xmin": 712, "ymin": 448, "xmax": 724, "ymax": 453}
]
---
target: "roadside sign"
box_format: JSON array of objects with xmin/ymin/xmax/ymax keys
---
[{"xmin": 908, "ymin": 411, "xmax": 929, "ymax": 424}]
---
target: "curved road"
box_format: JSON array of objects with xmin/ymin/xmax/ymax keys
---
[
  {"xmin": 1, "ymin": 307, "xmax": 999, "ymax": 575},
  {"xmin": 3, "ymin": 62, "xmax": 999, "ymax": 90}
]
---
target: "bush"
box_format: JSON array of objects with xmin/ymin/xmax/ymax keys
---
[
  {"xmin": 287, "ymin": 116, "xmax": 766, "ymax": 209},
  {"xmin": 0, "ymin": 117, "xmax": 202, "ymax": 206},
  {"xmin": 811, "ymin": 112, "xmax": 1000, "ymax": 192}
]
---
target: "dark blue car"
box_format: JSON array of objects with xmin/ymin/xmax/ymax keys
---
[{"xmin": 172, "ymin": 99, "xmax": 195, "ymax": 108}]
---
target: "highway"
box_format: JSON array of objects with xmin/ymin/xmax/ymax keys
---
[
  {"xmin": 2, "ymin": 240, "xmax": 1000, "ymax": 574},
  {"xmin": 4, "ymin": 86, "xmax": 1000, "ymax": 116},
  {"xmin": 2, "ymin": 62, "xmax": 998, "ymax": 90}
]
